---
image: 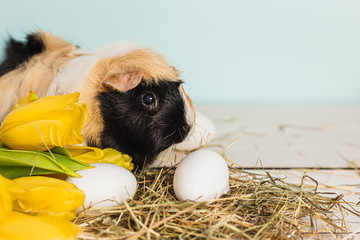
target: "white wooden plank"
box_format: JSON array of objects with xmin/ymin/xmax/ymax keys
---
[{"xmin": 197, "ymin": 105, "xmax": 360, "ymax": 168}]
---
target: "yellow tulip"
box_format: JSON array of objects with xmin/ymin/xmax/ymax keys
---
[
  {"xmin": 66, "ymin": 146, "xmax": 134, "ymax": 171},
  {"xmin": 0, "ymin": 175, "xmax": 25, "ymax": 223},
  {"xmin": 0, "ymin": 92, "xmax": 88, "ymax": 151},
  {"xmin": 0, "ymin": 175, "xmax": 82, "ymax": 239},
  {"xmin": 11, "ymin": 176, "xmax": 85, "ymax": 220},
  {"xmin": 0, "ymin": 211, "xmax": 80, "ymax": 240}
]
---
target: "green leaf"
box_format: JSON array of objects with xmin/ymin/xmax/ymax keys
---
[
  {"xmin": 0, "ymin": 149, "xmax": 68, "ymax": 169},
  {"xmin": 42, "ymin": 152, "xmax": 93, "ymax": 172},
  {"xmin": 47, "ymin": 146, "xmax": 72, "ymax": 158},
  {"xmin": 0, "ymin": 166, "xmax": 58, "ymax": 180},
  {"xmin": 0, "ymin": 141, "xmax": 9, "ymax": 149},
  {"xmin": 0, "ymin": 148, "xmax": 86, "ymax": 179}
]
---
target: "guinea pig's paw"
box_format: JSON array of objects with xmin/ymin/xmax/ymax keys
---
[
  {"xmin": 150, "ymin": 150, "xmax": 188, "ymax": 168},
  {"xmin": 174, "ymin": 111, "xmax": 216, "ymax": 151}
]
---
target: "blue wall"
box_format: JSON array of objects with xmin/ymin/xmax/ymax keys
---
[{"xmin": 1, "ymin": 0, "xmax": 359, "ymax": 104}]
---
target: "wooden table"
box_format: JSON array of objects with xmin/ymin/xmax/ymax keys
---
[{"xmin": 198, "ymin": 105, "xmax": 360, "ymax": 238}]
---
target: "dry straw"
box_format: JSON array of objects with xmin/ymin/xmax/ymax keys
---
[{"xmin": 75, "ymin": 165, "xmax": 360, "ymax": 239}]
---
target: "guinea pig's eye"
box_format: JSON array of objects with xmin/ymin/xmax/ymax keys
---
[{"xmin": 142, "ymin": 93, "xmax": 156, "ymax": 106}]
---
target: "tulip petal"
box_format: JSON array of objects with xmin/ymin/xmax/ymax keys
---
[
  {"xmin": 0, "ymin": 177, "xmax": 13, "ymax": 223},
  {"xmin": 0, "ymin": 117, "xmax": 85, "ymax": 151},
  {"xmin": 66, "ymin": 146, "xmax": 134, "ymax": 171},
  {"xmin": 0, "ymin": 211, "xmax": 80, "ymax": 240},
  {"xmin": 12, "ymin": 91, "xmax": 39, "ymax": 110},
  {"xmin": 11, "ymin": 176, "xmax": 85, "ymax": 220},
  {"xmin": 0, "ymin": 99, "xmax": 88, "ymax": 151},
  {"xmin": 0, "ymin": 92, "xmax": 81, "ymax": 135},
  {"xmin": 0, "ymin": 175, "xmax": 25, "ymax": 223},
  {"xmin": 0, "ymin": 189, "xmax": 12, "ymax": 223}
]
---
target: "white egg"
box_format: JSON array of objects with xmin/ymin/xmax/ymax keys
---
[
  {"xmin": 173, "ymin": 149, "xmax": 229, "ymax": 202},
  {"xmin": 66, "ymin": 163, "xmax": 137, "ymax": 209}
]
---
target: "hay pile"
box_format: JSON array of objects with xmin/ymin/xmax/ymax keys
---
[{"xmin": 75, "ymin": 167, "xmax": 359, "ymax": 239}]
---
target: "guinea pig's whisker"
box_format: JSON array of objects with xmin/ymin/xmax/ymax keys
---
[
  {"xmin": 162, "ymin": 144, "xmax": 177, "ymax": 165},
  {"xmin": 163, "ymin": 130, "xmax": 177, "ymax": 140},
  {"xmin": 170, "ymin": 144, "xmax": 177, "ymax": 156},
  {"xmin": 178, "ymin": 127, "xmax": 185, "ymax": 140},
  {"xmin": 167, "ymin": 144, "xmax": 176, "ymax": 156},
  {"xmin": 145, "ymin": 122, "xmax": 168, "ymax": 129},
  {"xmin": 162, "ymin": 146, "xmax": 172, "ymax": 159}
]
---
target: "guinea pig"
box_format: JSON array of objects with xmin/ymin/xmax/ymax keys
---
[{"xmin": 0, "ymin": 31, "xmax": 196, "ymax": 167}]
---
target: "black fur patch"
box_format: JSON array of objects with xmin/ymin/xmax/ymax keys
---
[
  {"xmin": 97, "ymin": 81, "xmax": 191, "ymax": 167},
  {"xmin": 0, "ymin": 33, "xmax": 45, "ymax": 77}
]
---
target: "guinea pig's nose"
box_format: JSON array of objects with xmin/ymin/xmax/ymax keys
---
[
  {"xmin": 174, "ymin": 124, "xmax": 191, "ymax": 144},
  {"xmin": 182, "ymin": 125, "xmax": 191, "ymax": 136}
]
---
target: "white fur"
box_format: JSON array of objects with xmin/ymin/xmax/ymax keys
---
[{"xmin": 48, "ymin": 41, "xmax": 140, "ymax": 96}]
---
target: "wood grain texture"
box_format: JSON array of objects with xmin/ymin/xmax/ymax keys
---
[{"xmin": 198, "ymin": 105, "xmax": 360, "ymax": 168}]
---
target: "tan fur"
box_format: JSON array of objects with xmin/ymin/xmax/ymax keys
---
[
  {"xmin": 0, "ymin": 32, "xmax": 78, "ymax": 120},
  {"xmin": 180, "ymin": 84, "xmax": 196, "ymax": 124},
  {"xmin": 181, "ymin": 85, "xmax": 194, "ymax": 111}
]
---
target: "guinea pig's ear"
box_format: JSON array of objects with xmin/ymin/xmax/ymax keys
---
[{"xmin": 102, "ymin": 72, "xmax": 143, "ymax": 92}]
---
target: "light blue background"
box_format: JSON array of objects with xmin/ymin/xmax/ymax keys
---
[{"xmin": 1, "ymin": 0, "xmax": 359, "ymax": 104}]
